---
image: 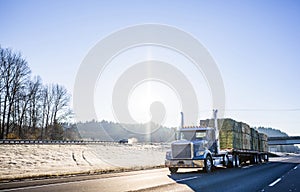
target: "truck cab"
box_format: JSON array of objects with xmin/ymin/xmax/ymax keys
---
[{"xmin": 165, "ymin": 126, "xmax": 227, "ymax": 173}]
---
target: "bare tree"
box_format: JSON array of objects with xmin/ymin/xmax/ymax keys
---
[
  {"xmin": 52, "ymin": 84, "xmax": 69, "ymax": 124},
  {"xmin": 0, "ymin": 46, "xmax": 71, "ymax": 140},
  {"xmin": 0, "ymin": 47, "xmax": 30, "ymax": 139},
  {"xmin": 14, "ymin": 76, "xmax": 42, "ymax": 138}
]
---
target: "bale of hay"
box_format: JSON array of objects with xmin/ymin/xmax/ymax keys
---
[
  {"xmin": 218, "ymin": 119, "xmax": 243, "ymax": 149},
  {"xmin": 258, "ymin": 133, "xmax": 268, "ymax": 152},
  {"xmin": 250, "ymin": 128, "xmax": 259, "ymax": 151},
  {"xmin": 219, "ymin": 129, "xmax": 242, "ymax": 149},
  {"xmin": 200, "ymin": 118, "xmax": 263, "ymax": 151}
]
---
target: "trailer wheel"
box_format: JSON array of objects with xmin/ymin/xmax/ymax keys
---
[
  {"xmin": 204, "ymin": 155, "xmax": 213, "ymax": 173},
  {"xmin": 228, "ymin": 155, "xmax": 235, "ymax": 168},
  {"xmin": 230, "ymin": 155, "xmax": 236, "ymax": 167},
  {"xmin": 169, "ymin": 167, "xmax": 178, "ymax": 174},
  {"xmin": 264, "ymin": 154, "xmax": 269, "ymax": 162},
  {"xmin": 258, "ymin": 155, "xmax": 262, "ymax": 163},
  {"xmin": 251, "ymin": 155, "xmax": 257, "ymax": 164},
  {"xmin": 234, "ymin": 155, "xmax": 240, "ymax": 167}
]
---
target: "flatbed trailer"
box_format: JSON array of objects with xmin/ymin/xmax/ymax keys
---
[{"xmin": 226, "ymin": 148, "xmax": 269, "ymax": 166}]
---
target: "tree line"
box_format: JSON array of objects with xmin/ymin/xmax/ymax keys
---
[
  {"xmin": 76, "ymin": 120, "xmax": 176, "ymax": 142},
  {"xmin": 0, "ymin": 46, "xmax": 72, "ymax": 140}
]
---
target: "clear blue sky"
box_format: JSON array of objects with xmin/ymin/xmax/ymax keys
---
[{"xmin": 1, "ymin": 0, "xmax": 300, "ymax": 135}]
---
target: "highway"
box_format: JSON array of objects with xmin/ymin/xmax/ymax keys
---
[{"xmin": 0, "ymin": 156, "xmax": 299, "ymax": 192}]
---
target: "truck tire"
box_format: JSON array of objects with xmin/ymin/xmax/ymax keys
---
[
  {"xmin": 204, "ymin": 155, "xmax": 213, "ymax": 173},
  {"xmin": 250, "ymin": 156, "xmax": 254, "ymax": 164},
  {"xmin": 250, "ymin": 155, "xmax": 257, "ymax": 164},
  {"xmin": 258, "ymin": 155, "xmax": 262, "ymax": 163},
  {"xmin": 229, "ymin": 155, "xmax": 236, "ymax": 168},
  {"xmin": 255, "ymin": 155, "xmax": 257, "ymax": 164},
  {"xmin": 227, "ymin": 155, "xmax": 235, "ymax": 168},
  {"xmin": 264, "ymin": 154, "xmax": 269, "ymax": 162},
  {"xmin": 169, "ymin": 167, "xmax": 178, "ymax": 174},
  {"xmin": 223, "ymin": 155, "xmax": 229, "ymax": 167},
  {"xmin": 234, "ymin": 154, "xmax": 240, "ymax": 167}
]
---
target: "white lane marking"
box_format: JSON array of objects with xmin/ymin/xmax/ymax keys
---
[
  {"xmin": 269, "ymin": 178, "xmax": 281, "ymax": 187},
  {"xmin": 0, "ymin": 177, "xmax": 117, "ymax": 192},
  {"xmin": 176, "ymin": 176, "xmax": 198, "ymax": 182},
  {"xmin": 242, "ymin": 165, "xmax": 254, "ymax": 169},
  {"xmin": 0, "ymin": 180, "xmax": 92, "ymax": 192},
  {"xmin": 0, "ymin": 182, "xmax": 68, "ymax": 192},
  {"xmin": 294, "ymin": 166, "xmax": 298, "ymax": 170}
]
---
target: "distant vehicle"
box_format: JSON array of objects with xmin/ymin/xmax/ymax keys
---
[
  {"xmin": 165, "ymin": 110, "xmax": 269, "ymax": 173},
  {"xmin": 119, "ymin": 139, "xmax": 128, "ymax": 144}
]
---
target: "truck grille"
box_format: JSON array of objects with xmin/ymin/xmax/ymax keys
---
[{"xmin": 172, "ymin": 143, "xmax": 192, "ymax": 159}]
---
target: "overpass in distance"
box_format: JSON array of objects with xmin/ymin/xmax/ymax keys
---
[{"xmin": 268, "ymin": 136, "xmax": 300, "ymax": 145}]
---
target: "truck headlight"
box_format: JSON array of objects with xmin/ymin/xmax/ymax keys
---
[
  {"xmin": 196, "ymin": 151, "xmax": 205, "ymax": 157},
  {"xmin": 166, "ymin": 151, "xmax": 172, "ymax": 159}
]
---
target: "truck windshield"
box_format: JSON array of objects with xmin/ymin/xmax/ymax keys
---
[{"xmin": 180, "ymin": 131, "xmax": 206, "ymax": 140}]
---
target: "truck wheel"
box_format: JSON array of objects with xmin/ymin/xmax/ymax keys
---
[
  {"xmin": 230, "ymin": 155, "xmax": 236, "ymax": 167},
  {"xmin": 223, "ymin": 155, "xmax": 229, "ymax": 167},
  {"xmin": 204, "ymin": 155, "xmax": 213, "ymax": 173},
  {"xmin": 251, "ymin": 155, "xmax": 257, "ymax": 164},
  {"xmin": 264, "ymin": 154, "xmax": 269, "ymax": 162},
  {"xmin": 258, "ymin": 155, "xmax": 262, "ymax": 163},
  {"xmin": 227, "ymin": 155, "xmax": 235, "ymax": 168},
  {"xmin": 234, "ymin": 155, "xmax": 240, "ymax": 167},
  {"xmin": 169, "ymin": 167, "xmax": 178, "ymax": 174},
  {"xmin": 255, "ymin": 155, "xmax": 257, "ymax": 164}
]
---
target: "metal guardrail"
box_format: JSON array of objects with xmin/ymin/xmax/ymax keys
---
[{"xmin": 0, "ymin": 139, "xmax": 118, "ymax": 145}]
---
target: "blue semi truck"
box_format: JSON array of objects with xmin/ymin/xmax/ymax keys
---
[{"xmin": 165, "ymin": 110, "xmax": 269, "ymax": 173}]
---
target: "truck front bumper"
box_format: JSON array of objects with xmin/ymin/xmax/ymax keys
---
[{"xmin": 165, "ymin": 159, "xmax": 205, "ymax": 168}]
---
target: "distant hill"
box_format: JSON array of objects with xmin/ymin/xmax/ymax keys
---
[
  {"xmin": 76, "ymin": 120, "xmax": 176, "ymax": 142},
  {"xmin": 256, "ymin": 127, "xmax": 288, "ymax": 137}
]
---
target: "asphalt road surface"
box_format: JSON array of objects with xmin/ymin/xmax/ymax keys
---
[{"xmin": 0, "ymin": 156, "xmax": 299, "ymax": 192}]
